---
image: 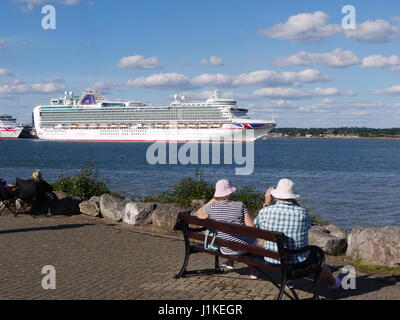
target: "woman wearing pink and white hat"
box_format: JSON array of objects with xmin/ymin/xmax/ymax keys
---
[{"xmin": 197, "ymin": 179, "xmax": 258, "ymax": 279}]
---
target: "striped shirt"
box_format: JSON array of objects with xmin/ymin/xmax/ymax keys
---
[
  {"xmin": 204, "ymin": 200, "xmax": 256, "ymax": 255},
  {"xmin": 254, "ymin": 200, "xmax": 312, "ymax": 264}
]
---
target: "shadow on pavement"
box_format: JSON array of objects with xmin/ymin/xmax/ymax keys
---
[
  {"xmin": 0, "ymin": 223, "xmax": 94, "ymax": 235},
  {"xmin": 233, "ymin": 265, "xmax": 398, "ymax": 300}
]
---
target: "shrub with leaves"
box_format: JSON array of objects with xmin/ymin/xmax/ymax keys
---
[{"xmin": 52, "ymin": 161, "xmax": 111, "ymax": 201}]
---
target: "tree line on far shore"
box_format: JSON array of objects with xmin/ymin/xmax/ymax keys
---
[{"xmin": 272, "ymin": 127, "xmax": 400, "ymax": 138}]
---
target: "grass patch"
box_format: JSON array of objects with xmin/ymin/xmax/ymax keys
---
[
  {"xmin": 339, "ymin": 256, "xmax": 400, "ymax": 276},
  {"xmin": 352, "ymin": 260, "xmax": 400, "ymax": 276}
]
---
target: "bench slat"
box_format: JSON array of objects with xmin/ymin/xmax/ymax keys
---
[
  {"xmin": 184, "ymin": 215, "xmax": 284, "ymax": 242},
  {"xmin": 189, "ymin": 232, "xmax": 281, "ymax": 260},
  {"xmin": 191, "ymin": 245, "xmax": 282, "ymax": 273}
]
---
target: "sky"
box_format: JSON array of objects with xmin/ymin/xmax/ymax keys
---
[{"xmin": 1, "ymin": 0, "xmax": 400, "ymax": 127}]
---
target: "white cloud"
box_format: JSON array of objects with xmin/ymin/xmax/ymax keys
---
[
  {"xmin": 117, "ymin": 55, "xmax": 164, "ymax": 69},
  {"xmin": 0, "ymin": 82, "xmax": 65, "ymax": 96},
  {"xmin": 361, "ymin": 54, "xmax": 400, "ymax": 71},
  {"xmin": 191, "ymin": 73, "xmax": 232, "ymax": 87},
  {"xmin": 232, "ymin": 69, "xmax": 330, "ymax": 86},
  {"xmin": 168, "ymin": 90, "xmax": 249, "ymax": 101},
  {"xmin": 126, "ymin": 69, "xmax": 329, "ymax": 89},
  {"xmin": 373, "ymin": 85, "xmax": 400, "ymax": 96},
  {"xmin": 0, "ymin": 68, "xmax": 13, "ymax": 76},
  {"xmin": 91, "ymin": 81, "xmax": 125, "ymax": 93},
  {"xmin": 0, "ymin": 40, "xmax": 5, "ymax": 47},
  {"xmin": 126, "ymin": 73, "xmax": 192, "ymax": 89},
  {"xmin": 345, "ymin": 19, "xmax": 400, "ymax": 43},
  {"xmin": 273, "ymin": 48, "xmax": 360, "ymax": 68},
  {"xmin": 201, "ymin": 56, "xmax": 224, "ymax": 66},
  {"xmin": 14, "ymin": 0, "xmax": 81, "ymax": 11},
  {"xmin": 253, "ymin": 87, "xmax": 355, "ymax": 100},
  {"xmin": 259, "ymin": 11, "xmax": 341, "ymax": 42},
  {"xmin": 274, "ymin": 49, "xmax": 400, "ymax": 72}
]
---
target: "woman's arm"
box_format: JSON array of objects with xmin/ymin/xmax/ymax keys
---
[
  {"xmin": 195, "ymin": 198, "xmax": 217, "ymax": 219},
  {"xmin": 244, "ymin": 213, "xmax": 255, "ymax": 227}
]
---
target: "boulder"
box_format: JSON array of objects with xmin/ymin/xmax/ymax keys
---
[
  {"xmin": 152, "ymin": 203, "xmax": 189, "ymax": 233},
  {"xmin": 79, "ymin": 196, "xmax": 101, "ymax": 217},
  {"xmin": 191, "ymin": 199, "xmax": 208, "ymax": 209},
  {"xmin": 346, "ymin": 226, "xmax": 400, "ymax": 267},
  {"xmin": 99, "ymin": 194, "xmax": 129, "ymax": 222},
  {"xmin": 123, "ymin": 202, "xmax": 157, "ymax": 225},
  {"xmin": 49, "ymin": 191, "xmax": 81, "ymax": 215},
  {"xmin": 308, "ymin": 225, "xmax": 347, "ymax": 255},
  {"xmin": 324, "ymin": 224, "xmax": 347, "ymax": 239}
]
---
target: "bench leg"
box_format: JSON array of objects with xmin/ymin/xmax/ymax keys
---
[
  {"xmin": 214, "ymin": 255, "xmax": 221, "ymax": 272},
  {"xmin": 312, "ymin": 273, "xmax": 320, "ymax": 300},
  {"xmin": 275, "ymin": 271, "xmax": 287, "ymax": 300},
  {"xmin": 175, "ymin": 244, "xmax": 191, "ymax": 279}
]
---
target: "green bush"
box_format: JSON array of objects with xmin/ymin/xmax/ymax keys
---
[
  {"xmin": 143, "ymin": 177, "xmax": 215, "ymax": 208},
  {"xmin": 52, "ymin": 162, "xmax": 111, "ymax": 201},
  {"xmin": 142, "ymin": 173, "xmax": 264, "ymax": 214},
  {"xmin": 231, "ymin": 185, "xmax": 264, "ymax": 215}
]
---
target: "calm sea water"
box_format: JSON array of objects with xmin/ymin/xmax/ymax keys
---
[{"xmin": 1, "ymin": 138, "xmax": 399, "ymax": 230}]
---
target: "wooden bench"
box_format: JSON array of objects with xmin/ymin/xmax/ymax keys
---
[{"xmin": 175, "ymin": 214, "xmax": 325, "ymax": 300}]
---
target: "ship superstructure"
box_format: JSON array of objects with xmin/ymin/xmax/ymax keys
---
[
  {"xmin": 33, "ymin": 89, "xmax": 276, "ymax": 142},
  {"xmin": 0, "ymin": 114, "xmax": 23, "ymax": 139}
]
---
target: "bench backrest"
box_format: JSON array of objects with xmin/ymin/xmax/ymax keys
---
[{"xmin": 182, "ymin": 214, "xmax": 287, "ymax": 262}]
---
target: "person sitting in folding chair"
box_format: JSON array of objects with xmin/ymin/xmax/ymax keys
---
[
  {"xmin": 16, "ymin": 170, "xmax": 55, "ymax": 216},
  {"xmin": 0, "ymin": 178, "xmax": 19, "ymax": 215}
]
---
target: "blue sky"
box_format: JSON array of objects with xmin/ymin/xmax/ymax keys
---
[{"xmin": 1, "ymin": 0, "xmax": 400, "ymax": 127}]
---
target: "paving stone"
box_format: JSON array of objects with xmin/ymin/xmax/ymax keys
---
[{"xmin": 0, "ymin": 215, "xmax": 398, "ymax": 300}]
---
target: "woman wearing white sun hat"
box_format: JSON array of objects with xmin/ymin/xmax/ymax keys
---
[
  {"xmin": 255, "ymin": 178, "xmax": 342, "ymax": 289},
  {"xmin": 196, "ymin": 179, "xmax": 258, "ymax": 279}
]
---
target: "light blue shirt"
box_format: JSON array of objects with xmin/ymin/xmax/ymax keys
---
[{"xmin": 254, "ymin": 200, "xmax": 312, "ymax": 264}]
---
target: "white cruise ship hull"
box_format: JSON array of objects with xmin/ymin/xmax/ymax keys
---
[
  {"xmin": 35, "ymin": 125, "xmax": 275, "ymax": 142},
  {"xmin": 0, "ymin": 127, "xmax": 23, "ymax": 139}
]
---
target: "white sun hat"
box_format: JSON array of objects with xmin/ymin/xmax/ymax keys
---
[{"xmin": 271, "ymin": 178, "xmax": 300, "ymax": 200}]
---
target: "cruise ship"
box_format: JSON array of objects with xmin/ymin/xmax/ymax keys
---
[
  {"xmin": 33, "ymin": 89, "xmax": 276, "ymax": 142},
  {"xmin": 0, "ymin": 114, "xmax": 23, "ymax": 139}
]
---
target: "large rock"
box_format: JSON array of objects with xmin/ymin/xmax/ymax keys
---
[
  {"xmin": 191, "ymin": 199, "xmax": 208, "ymax": 209},
  {"xmin": 123, "ymin": 202, "xmax": 157, "ymax": 225},
  {"xmin": 99, "ymin": 194, "xmax": 129, "ymax": 222},
  {"xmin": 49, "ymin": 191, "xmax": 81, "ymax": 215},
  {"xmin": 308, "ymin": 225, "xmax": 347, "ymax": 256},
  {"xmin": 79, "ymin": 196, "xmax": 101, "ymax": 217},
  {"xmin": 346, "ymin": 226, "xmax": 400, "ymax": 267},
  {"xmin": 152, "ymin": 203, "xmax": 189, "ymax": 233}
]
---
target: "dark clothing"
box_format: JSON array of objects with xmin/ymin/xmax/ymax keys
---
[{"xmin": 31, "ymin": 179, "xmax": 54, "ymax": 206}]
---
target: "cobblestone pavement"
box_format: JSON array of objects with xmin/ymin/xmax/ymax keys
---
[{"xmin": 0, "ymin": 214, "xmax": 398, "ymax": 300}]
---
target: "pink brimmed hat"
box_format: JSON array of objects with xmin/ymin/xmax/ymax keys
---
[{"xmin": 214, "ymin": 179, "xmax": 237, "ymax": 197}]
